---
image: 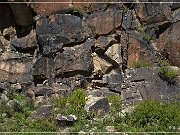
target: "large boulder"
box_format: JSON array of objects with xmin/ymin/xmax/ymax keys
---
[
  {"xmin": 103, "ymin": 69, "xmax": 123, "ymax": 93},
  {"xmin": 126, "ymin": 33, "xmax": 161, "ymax": 68},
  {"xmin": 36, "ymin": 14, "xmax": 87, "ymax": 42},
  {"xmin": 7, "ymin": 0, "xmax": 33, "ymax": 26},
  {"xmin": 84, "ymin": 7, "xmax": 123, "ymax": 35},
  {"xmin": 32, "ymin": 105, "xmax": 53, "ymax": 119},
  {"xmin": 135, "ymin": 1, "xmax": 171, "ymax": 25},
  {"xmin": 36, "ymin": 14, "xmax": 89, "ymax": 55},
  {"xmin": 54, "ymin": 39, "xmax": 94, "ymax": 76},
  {"xmin": 85, "ymin": 95, "xmax": 110, "ymax": 114},
  {"xmin": 122, "ymin": 67, "xmax": 180, "ymax": 106},
  {"xmin": 0, "ymin": 3, "xmax": 16, "ymax": 31},
  {"xmin": 155, "ymin": 21, "xmax": 180, "ymax": 67},
  {"xmin": 0, "ymin": 61, "xmax": 33, "ymax": 83},
  {"xmin": 122, "ymin": 9, "xmax": 139, "ymax": 30}
]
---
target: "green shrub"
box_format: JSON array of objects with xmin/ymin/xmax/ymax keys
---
[
  {"xmin": 136, "ymin": 25, "xmax": 152, "ymax": 43},
  {"xmin": 143, "ymin": 33, "xmax": 152, "ymax": 43},
  {"xmin": 1, "ymin": 89, "xmax": 179, "ymax": 133},
  {"xmin": 126, "ymin": 99, "xmax": 180, "ymax": 132},
  {"xmin": 132, "ymin": 60, "xmax": 152, "ymax": 68},
  {"xmin": 159, "ymin": 66, "xmax": 179, "ymax": 80},
  {"xmin": 108, "ymin": 95, "xmax": 122, "ymax": 113},
  {"xmin": 52, "ymin": 89, "xmax": 87, "ymax": 116},
  {"xmin": 67, "ymin": 89, "xmax": 86, "ymax": 112},
  {"xmin": 73, "ymin": 7, "xmax": 84, "ymax": 17}
]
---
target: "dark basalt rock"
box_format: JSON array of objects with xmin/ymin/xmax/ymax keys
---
[
  {"xmin": 124, "ymin": 67, "xmax": 180, "ymax": 102},
  {"xmin": 56, "ymin": 114, "xmax": 77, "ymax": 127},
  {"xmin": 0, "ymin": 3, "xmax": 17, "ymax": 31},
  {"xmin": 155, "ymin": 21, "xmax": 180, "ymax": 67},
  {"xmin": 84, "ymin": 7, "xmax": 123, "ymax": 35},
  {"xmin": 36, "ymin": 14, "xmax": 88, "ymax": 46},
  {"xmin": 56, "ymin": 75, "xmax": 87, "ymax": 91},
  {"xmin": 33, "ymin": 56, "xmax": 55, "ymax": 84},
  {"xmin": 171, "ymin": 0, "xmax": 180, "ymax": 10},
  {"xmin": 0, "ymin": 82, "xmax": 8, "ymax": 92},
  {"xmin": 32, "ymin": 105, "xmax": 53, "ymax": 119},
  {"xmin": 34, "ymin": 85, "xmax": 53, "ymax": 97},
  {"xmin": 122, "ymin": 9, "xmax": 139, "ymax": 30},
  {"xmin": 103, "ymin": 70, "xmax": 123, "ymax": 93},
  {"xmin": 11, "ymin": 30, "xmax": 37, "ymax": 51},
  {"xmin": 0, "ymin": 1, "xmax": 180, "ymax": 113},
  {"xmin": 135, "ymin": 1, "xmax": 171, "ymax": 25},
  {"xmin": 54, "ymin": 39, "xmax": 94, "ymax": 76},
  {"xmin": 85, "ymin": 96, "xmax": 110, "ymax": 114},
  {"xmin": 95, "ymin": 35, "xmax": 117, "ymax": 54}
]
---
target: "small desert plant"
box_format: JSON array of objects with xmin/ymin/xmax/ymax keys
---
[
  {"xmin": 108, "ymin": 95, "xmax": 122, "ymax": 113},
  {"xmin": 132, "ymin": 60, "xmax": 152, "ymax": 68},
  {"xmin": 136, "ymin": 25, "xmax": 152, "ymax": 43},
  {"xmin": 143, "ymin": 32, "xmax": 152, "ymax": 43},
  {"xmin": 159, "ymin": 66, "xmax": 179, "ymax": 80}
]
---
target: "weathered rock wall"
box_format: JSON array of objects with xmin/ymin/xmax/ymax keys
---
[{"xmin": 0, "ymin": 0, "xmax": 179, "ymax": 106}]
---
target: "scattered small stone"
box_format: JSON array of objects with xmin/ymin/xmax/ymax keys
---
[
  {"xmin": 78, "ymin": 131, "xmax": 86, "ymax": 134},
  {"xmin": 105, "ymin": 126, "xmax": 116, "ymax": 132},
  {"xmin": 11, "ymin": 83, "xmax": 22, "ymax": 90},
  {"xmin": 56, "ymin": 114, "xmax": 77, "ymax": 126},
  {"xmin": 121, "ymin": 106, "xmax": 134, "ymax": 114},
  {"xmin": 6, "ymin": 100, "xmax": 16, "ymax": 109},
  {"xmin": 1, "ymin": 94, "xmax": 9, "ymax": 102}
]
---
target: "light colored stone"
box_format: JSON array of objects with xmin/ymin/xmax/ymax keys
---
[
  {"xmin": 92, "ymin": 53, "xmax": 112, "ymax": 75},
  {"xmin": 105, "ymin": 44, "xmax": 122, "ymax": 66},
  {"xmin": 174, "ymin": 76, "xmax": 180, "ymax": 87},
  {"xmin": 1, "ymin": 94, "xmax": 9, "ymax": 102},
  {"xmin": 11, "ymin": 83, "xmax": 22, "ymax": 90},
  {"xmin": 2, "ymin": 26, "xmax": 16, "ymax": 37},
  {"xmin": 0, "ymin": 61, "xmax": 32, "ymax": 74},
  {"xmin": 0, "ymin": 52, "xmax": 28, "ymax": 60},
  {"xmin": 7, "ymin": 100, "xmax": 16, "ymax": 108},
  {"xmin": 105, "ymin": 126, "xmax": 116, "ymax": 132}
]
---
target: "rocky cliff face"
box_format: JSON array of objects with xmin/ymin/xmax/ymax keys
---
[{"xmin": 0, "ymin": 0, "xmax": 180, "ymax": 109}]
